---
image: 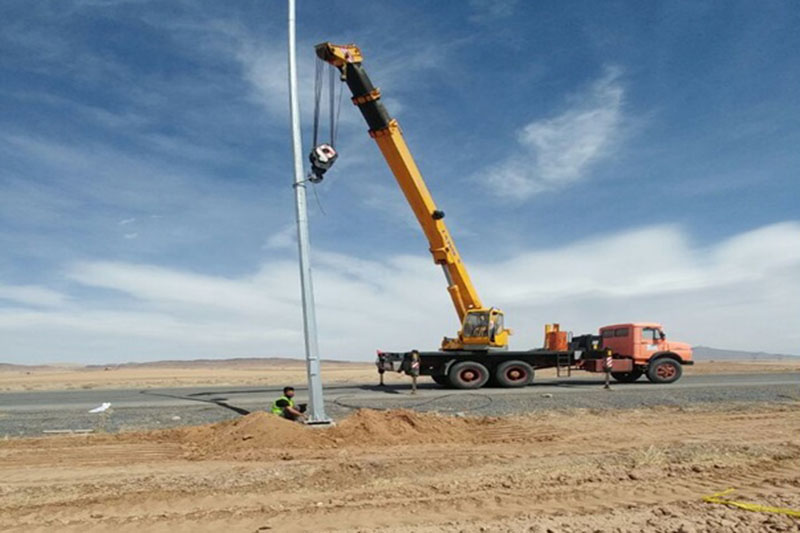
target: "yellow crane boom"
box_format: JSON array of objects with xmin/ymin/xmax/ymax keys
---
[{"xmin": 316, "ymin": 42, "xmax": 510, "ymax": 351}]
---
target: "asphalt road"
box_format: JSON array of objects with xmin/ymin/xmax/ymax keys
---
[{"xmin": 1, "ymin": 372, "xmax": 798, "ymax": 437}]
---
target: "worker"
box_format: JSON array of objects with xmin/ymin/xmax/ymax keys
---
[{"xmin": 270, "ymin": 386, "xmax": 307, "ymax": 422}]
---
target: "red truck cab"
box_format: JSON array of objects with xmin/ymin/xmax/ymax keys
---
[{"xmin": 599, "ymin": 323, "xmax": 693, "ymax": 383}]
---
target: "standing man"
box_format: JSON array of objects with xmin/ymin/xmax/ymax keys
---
[{"xmin": 270, "ymin": 386, "xmax": 307, "ymax": 422}]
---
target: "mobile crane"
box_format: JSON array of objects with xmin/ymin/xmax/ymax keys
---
[
  {"xmin": 315, "ymin": 42, "xmax": 693, "ymax": 388},
  {"xmin": 315, "ymin": 42, "xmax": 509, "ymax": 353}
]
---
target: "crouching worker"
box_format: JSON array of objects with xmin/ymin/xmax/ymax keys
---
[{"xmin": 270, "ymin": 386, "xmax": 307, "ymax": 422}]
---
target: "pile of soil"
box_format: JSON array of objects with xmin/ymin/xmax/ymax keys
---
[
  {"xmin": 180, "ymin": 412, "xmax": 310, "ymax": 459},
  {"xmin": 179, "ymin": 409, "xmax": 496, "ymax": 460},
  {"xmin": 329, "ymin": 408, "xmax": 475, "ymax": 445}
]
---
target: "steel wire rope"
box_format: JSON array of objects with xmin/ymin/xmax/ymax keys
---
[
  {"xmin": 311, "ymin": 58, "xmax": 323, "ymax": 148},
  {"xmin": 308, "ymin": 61, "xmax": 343, "ymax": 215}
]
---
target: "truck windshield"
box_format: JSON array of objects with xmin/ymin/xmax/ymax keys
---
[{"xmin": 642, "ymin": 328, "xmax": 659, "ymax": 342}]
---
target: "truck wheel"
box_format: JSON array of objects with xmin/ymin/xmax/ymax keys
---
[
  {"xmin": 611, "ymin": 369, "xmax": 643, "ymax": 383},
  {"xmin": 431, "ymin": 375, "xmax": 451, "ymax": 387},
  {"xmin": 448, "ymin": 361, "xmax": 490, "ymax": 389},
  {"xmin": 495, "ymin": 360, "xmax": 534, "ymax": 388},
  {"xmin": 646, "ymin": 358, "xmax": 682, "ymax": 384}
]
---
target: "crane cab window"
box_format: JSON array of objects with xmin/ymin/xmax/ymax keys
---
[
  {"xmin": 614, "ymin": 328, "xmax": 629, "ymax": 337},
  {"xmin": 491, "ymin": 313, "xmax": 504, "ymax": 332},
  {"xmin": 602, "ymin": 329, "xmax": 614, "ymax": 338},
  {"xmin": 489, "ymin": 313, "xmax": 504, "ymax": 341},
  {"xmin": 463, "ymin": 312, "xmax": 489, "ymax": 338}
]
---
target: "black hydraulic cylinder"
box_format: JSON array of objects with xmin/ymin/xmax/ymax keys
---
[{"xmin": 345, "ymin": 63, "xmax": 392, "ymax": 132}]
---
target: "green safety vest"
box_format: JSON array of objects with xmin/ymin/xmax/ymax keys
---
[{"xmin": 271, "ymin": 395, "xmax": 294, "ymax": 415}]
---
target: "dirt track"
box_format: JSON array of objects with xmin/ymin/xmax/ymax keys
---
[{"xmin": 2, "ymin": 404, "xmax": 799, "ymax": 532}]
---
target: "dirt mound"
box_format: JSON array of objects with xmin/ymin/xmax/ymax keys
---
[
  {"xmin": 179, "ymin": 409, "xmax": 500, "ymax": 459},
  {"xmin": 328, "ymin": 409, "xmax": 475, "ymax": 445},
  {"xmin": 180, "ymin": 411, "xmax": 312, "ymax": 459}
]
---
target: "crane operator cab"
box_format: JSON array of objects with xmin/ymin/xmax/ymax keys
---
[{"xmin": 441, "ymin": 308, "xmax": 511, "ymax": 351}]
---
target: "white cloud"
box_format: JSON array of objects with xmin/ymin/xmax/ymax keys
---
[
  {"xmin": 1, "ymin": 221, "xmax": 798, "ymax": 363},
  {"xmin": 235, "ymin": 41, "xmax": 299, "ymax": 118},
  {"xmin": 264, "ymin": 223, "xmax": 296, "ymax": 250},
  {"xmin": 468, "ymin": 0, "xmax": 519, "ymax": 21},
  {"xmin": 234, "ymin": 36, "xmax": 356, "ymax": 130},
  {"xmin": 0, "ymin": 284, "xmax": 66, "ymax": 308},
  {"xmin": 65, "ymin": 261, "xmax": 299, "ymax": 316},
  {"xmin": 484, "ymin": 68, "xmax": 624, "ymax": 199}
]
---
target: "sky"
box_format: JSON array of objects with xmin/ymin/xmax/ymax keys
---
[{"xmin": 1, "ymin": 0, "xmax": 799, "ymax": 363}]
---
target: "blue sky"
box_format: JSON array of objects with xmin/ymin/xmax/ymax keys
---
[{"xmin": 1, "ymin": 0, "xmax": 799, "ymax": 363}]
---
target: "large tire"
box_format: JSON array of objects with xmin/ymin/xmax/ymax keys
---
[
  {"xmin": 646, "ymin": 358, "xmax": 682, "ymax": 384},
  {"xmin": 611, "ymin": 369, "xmax": 643, "ymax": 383},
  {"xmin": 431, "ymin": 375, "xmax": 451, "ymax": 387},
  {"xmin": 448, "ymin": 361, "xmax": 490, "ymax": 389},
  {"xmin": 495, "ymin": 360, "xmax": 534, "ymax": 388}
]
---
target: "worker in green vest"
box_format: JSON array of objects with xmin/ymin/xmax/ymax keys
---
[{"xmin": 270, "ymin": 386, "xmax": 307, "ymax": 421}]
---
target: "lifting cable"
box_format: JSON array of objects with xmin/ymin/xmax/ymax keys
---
[{"xmin": 308, "ymin": 59, "xmax": 341, "ymax": 185}]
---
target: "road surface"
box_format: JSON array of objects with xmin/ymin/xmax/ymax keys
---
[{"xmin": 1, "ymin": 372, "xmax": 798, "ymax": 436}]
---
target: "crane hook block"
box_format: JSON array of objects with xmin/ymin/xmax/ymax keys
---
[{"xmin": 308, "ymin": 143, "xmax": 338, "ymax": 183}]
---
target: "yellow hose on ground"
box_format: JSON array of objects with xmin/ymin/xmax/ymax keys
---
[{"xmin": 703, "ymin": 488, "xmax": 800, "ymax": 518}]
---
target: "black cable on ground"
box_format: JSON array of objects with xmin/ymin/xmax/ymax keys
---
[
  {"xmin": 332, "ymin": 392, "xmax": 493, "ymax": 413},
  {"xmin": 139, "ymin": 390, "xmax": 251, "ymax": 415}
]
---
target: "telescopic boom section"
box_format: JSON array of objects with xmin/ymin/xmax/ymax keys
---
[{"xmin": 315, "ymin": 42, "xmax": 482, "ymax": 323}]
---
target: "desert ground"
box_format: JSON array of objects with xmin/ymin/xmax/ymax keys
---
[
  {"xmin": 2, "ymin": 360, "xmax": 799, "ymax": 532},
  {"xmin": 1, "ymin": 404, "xmax": 799, "ymax": 532},
  {"xmin": 0, "ymin": 360, "xmax": 407, "ymax": 392},
  {"xmin": 2, "ymin": 358, "xmax": 800, "ymax": 392}
]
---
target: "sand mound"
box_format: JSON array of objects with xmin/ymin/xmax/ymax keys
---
[
  {"xmin": 180, "ymin": 409, "xmax": 495, "ymax": 460},
  {"xmin": 180, "ymin": 411, "xmax": 311, "ymax": 459},
  {"xmin": 329, "ymin": 409, "xmax": 474, "ymax": 445}
]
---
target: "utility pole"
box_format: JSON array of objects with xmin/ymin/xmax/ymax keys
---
[{"xmin": 287, "ymin": 0, "xmax": 330, "ymax": 424}]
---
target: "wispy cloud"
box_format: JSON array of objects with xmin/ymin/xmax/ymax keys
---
[
  {"xmin": 483, "ymin": 67, "xmax": 625, "ymax": 199},
  {"xmin": 468, "ymin": 0, "xmax": 519, "ymax": 21},
  {"xmin": 263, "ymin": 224, "xmax": 296, "ymax": 250},
  {"xmin": 0, "ymin": 284, "xmax": 66, "ymax": 308},
  {"xmin": 0, "ymin": 132, "xmax": 286, "ymax": 264},
  {"xmin": 1, "ymin": 222, "xmax": 798, "ymax": 362}
]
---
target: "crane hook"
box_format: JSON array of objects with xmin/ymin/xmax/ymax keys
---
[{"xmin": 308, "ymin": 143, "xmax": 338, "ymax": 183}]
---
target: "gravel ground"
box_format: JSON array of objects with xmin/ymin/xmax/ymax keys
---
[{"xmin": 2, "ymin": 377, "xmax": 798, "ymax": 437}]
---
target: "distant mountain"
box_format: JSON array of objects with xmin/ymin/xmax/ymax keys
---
[
  {"xmin": 0, "ymin": 362, "xmax": 82, "ymax": 370},
  {"xmin": 0, "ymin": 357, "xmax": 361, "ymax": 369},
  {"xmin": 692, "ymin": 346, "xmax": 800, "ymax": 361},
  {"xmin": 85, "ymin": 357, "xmax": 361, "ymax": 369}
]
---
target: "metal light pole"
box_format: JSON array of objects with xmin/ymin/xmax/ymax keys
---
[{"xmin": 287, "ymin": 0, "xmax": 330, "ymax": 424}]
